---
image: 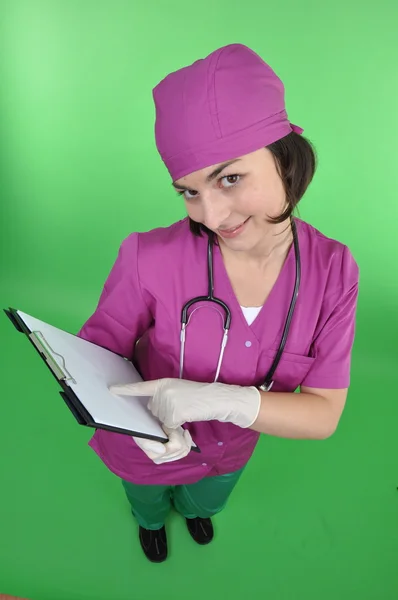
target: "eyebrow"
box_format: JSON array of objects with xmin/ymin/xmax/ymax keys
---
[{"xmin": 172, "ymin": 159, "xmax": 242, "ymax": 191}]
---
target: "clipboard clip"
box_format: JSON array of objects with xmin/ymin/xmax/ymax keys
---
[{"xmin": 29, "ymin": 330, "xmax": 76, "ymax": 384}]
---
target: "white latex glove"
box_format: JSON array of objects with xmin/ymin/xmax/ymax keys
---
[
  {"xmin": 133, "ymin": 425, "xmax": 193, "ymax": 464},
  {"xmin": 109, "ymin": 378, "xmax": 261, "ymax": 430}
]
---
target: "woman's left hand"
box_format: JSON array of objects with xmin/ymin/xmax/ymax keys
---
[{"xmin": 109, "ymin": 378, "xmax": 261, "ymax": 429}]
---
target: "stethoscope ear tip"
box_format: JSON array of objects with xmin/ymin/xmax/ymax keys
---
[{"xmin": 259, "ymin": 381, "xmax": 274, "ymax": 392}]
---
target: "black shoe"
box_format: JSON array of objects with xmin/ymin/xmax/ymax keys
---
[
  {"xmin": 139, "ymin": 526, "xmax": 168, "ymax": 562},
  {"xmin": 186, "ymin": 517, "xmax": 214, "ymax": 545}
]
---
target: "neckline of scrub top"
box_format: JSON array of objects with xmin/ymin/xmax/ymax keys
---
[
  {"xmin": 212, "ymin": 225, "xmax": 298, "ymax": 343},
  {"xmin": 240, "ymin": 305, "xmax": 262, "ymax": 326}
]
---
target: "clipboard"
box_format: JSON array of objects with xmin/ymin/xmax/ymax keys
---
[{"xmin": 4, "ymin": 307, "xmax": 199, "ymax": 451}]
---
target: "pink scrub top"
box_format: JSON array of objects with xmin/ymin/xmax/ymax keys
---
[{"xmin": 77, "ymin": 218, "xmax": 359, "ymax": 485}]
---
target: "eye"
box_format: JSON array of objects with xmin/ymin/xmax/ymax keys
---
[
  {"xmin": 175, "ymin": 174, "xmax": 241, "ymax": 200},
  {"xmin": 179, "ymin": 189, "xmax": 198, "ymax": 200},
  {"xmin": 220, "ymin": 174, "xmax": 240, "ymax": 188}
]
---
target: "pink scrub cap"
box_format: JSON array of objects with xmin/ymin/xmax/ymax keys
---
[{"xmin": 152, "ymin": 43, "xmax": 303, "ymax": 182}]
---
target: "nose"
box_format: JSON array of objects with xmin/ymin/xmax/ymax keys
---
[{"xmin": 201, "ymin": 194, "xmax": 231, "ymax": 231}]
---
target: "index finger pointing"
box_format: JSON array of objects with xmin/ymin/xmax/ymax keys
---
[{"xmin": 108, "ymin": 380, "xmax": 158, "ymax": 397}]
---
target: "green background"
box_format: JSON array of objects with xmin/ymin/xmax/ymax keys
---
[{"xmin": 1, "ymin": 1, "xmax": 397, "ymax": 599}]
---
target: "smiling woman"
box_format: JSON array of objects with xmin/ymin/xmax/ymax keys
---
[
  {"xmin": 180, "ymin": 134, "xmax": 316, "ymax": 242},
  {"xmin": 77, "ymin": 42, "xmax": 359, "ymax": 564},
  {"xmin": 174, "ymin": 149, "xmax": 291, "ymax": 250}
]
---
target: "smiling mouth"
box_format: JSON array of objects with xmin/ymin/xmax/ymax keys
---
[{"xmin": 218, "ymin": 217, "xmax": 251, "ymax": 234}]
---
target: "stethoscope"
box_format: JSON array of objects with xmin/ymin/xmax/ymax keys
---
[{"xmin": 179, "ymin": 217, "xmax": 301, "ymax": 392}]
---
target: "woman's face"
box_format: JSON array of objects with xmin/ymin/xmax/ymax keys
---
[{"xmin": 173, "ymin": 148, "xmax": 287, "ymax": 253}]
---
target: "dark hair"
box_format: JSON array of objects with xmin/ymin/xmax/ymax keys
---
[{"xmin": 189, "ymin": 131, "xmax": 317, "ymax": 236}]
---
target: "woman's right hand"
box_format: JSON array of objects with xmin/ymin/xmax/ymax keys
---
[{"xmin": 133, "ymin": 426, "xmax": 192, "ymax": 464}]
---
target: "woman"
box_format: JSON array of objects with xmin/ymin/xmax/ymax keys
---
[{"xmin": 78, "ymin": 43, "xmax": 359, "ymax": 563}]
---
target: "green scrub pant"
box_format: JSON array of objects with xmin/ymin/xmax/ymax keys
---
[{"xmin": 121, "ymin": 468, "xmax": 245, "ymax": 530}]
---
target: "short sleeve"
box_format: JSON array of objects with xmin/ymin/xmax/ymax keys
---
[
  {"xmin": 301, "ymin": 246, "xmax": 359, "ymax": 389},
  {"xmin": 77, "ymin": 233, "xmax": 153, "ymax": 359}
]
